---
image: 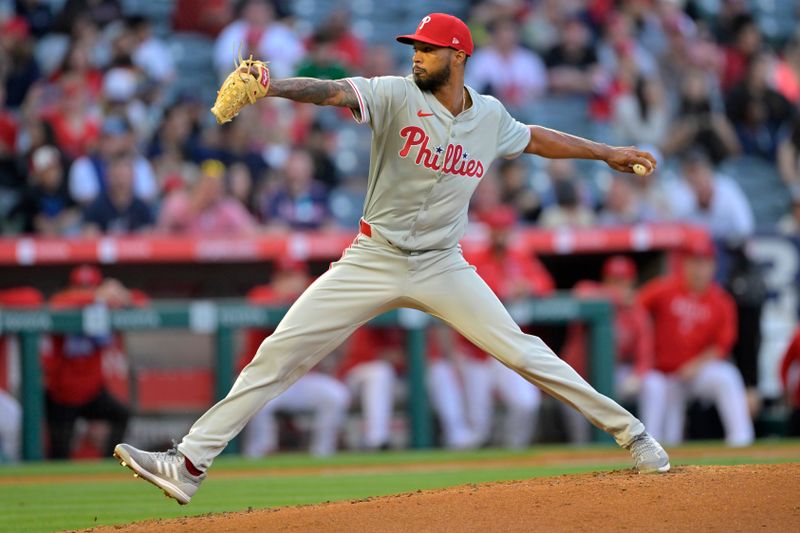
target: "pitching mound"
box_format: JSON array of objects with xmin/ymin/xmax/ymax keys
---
[{"xmin": 94, "ymin": 463, "xmax": 799, "ymax": 532}]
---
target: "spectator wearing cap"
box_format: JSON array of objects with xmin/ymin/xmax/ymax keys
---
[
  {"xmin": 0, "ymin": 287, "xmax": 44, "ymax": 462},
  {"xmin": 82, "ymin": 153, "xmax": 154, "ymax": 235},
  {"xmin": 44, "ymin": 266, "xmax": 148, "ymax": 459},
  {"xmin": 10, "ymin": 145, "xmax": 81, "ymax": 235},
  {"xmin": 561, "ymin": 256, "xmax": 657, "ymax": 443},
  {"xmin": 213, "ymin": 0, "xmax": 304, "ymax": 80},
  {"xmin": 637, "ymin": 239, "xmax": 754, "ymax": 447},
  {"xmin": 241, "ymin": 259, "xmax": 350, "ymax": 457},
  {"xmin": 671, "ymin": 150, "xmax": 754, "ymax": 242},
  {"xmin": 158, "ymin": 159, "xmax": 258, "ymax": 235},
  {"xmin": 68, "ymin": 116, "xmax": 158, "ymax": 206},
  {"xmin": 466, "ymin": 17, "xmax": 548, "ymax": 114},
  {"xmin": 101, "ymin": 66, "xmax": 150, "ymax": 144},
  {"xmin": 447, "ymin": 207, "xmax": 550, "ymax": 448}
]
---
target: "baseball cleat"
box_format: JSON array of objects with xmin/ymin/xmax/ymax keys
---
[
  {"xmin": 113, "ymin": 443, "xmax": 205, "ymax": 505},
  {"xmin": 625, "ymin": 432, "xmax": 671, "ymax": 474}
]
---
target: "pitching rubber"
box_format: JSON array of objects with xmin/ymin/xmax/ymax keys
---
[{"xmin": 113, "ymin": 444, "xmax": 191, "ymax": 505}]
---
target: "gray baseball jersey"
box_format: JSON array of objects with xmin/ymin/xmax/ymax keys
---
[{"xmin": 345, "ymin": 75, "xmax": 531, "ymax": 251}]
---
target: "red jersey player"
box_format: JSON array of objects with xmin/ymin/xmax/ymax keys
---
[
  {"xmin": 637, "ymin": 240, "xmax": 754, "ymax": 447},
  {"xmin": 44, "ymin": 265, "xmax": 147, "ymax": 458},
  {"xmin": 779, "ymin": 327, "xmax": 800, "ymax": 436}
]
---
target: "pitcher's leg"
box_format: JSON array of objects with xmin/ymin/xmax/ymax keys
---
[
  {"xmin": 179, "ymin": 247, "xmax": 402, "ymax": 470},
  {"xmin": 409, "ymin": 258, "xmax": 643, "ymax": 447}
]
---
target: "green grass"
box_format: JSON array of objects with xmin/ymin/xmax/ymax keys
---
[{"xmin": 1, "ymin": 441, "xmax": 799, "ymax": 533}]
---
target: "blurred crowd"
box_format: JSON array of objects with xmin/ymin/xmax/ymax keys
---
[{"xmin": 0, "ymin": 0, "xmax": 799, "ymax": 240}]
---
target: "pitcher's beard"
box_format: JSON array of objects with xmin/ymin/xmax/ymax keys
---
[{"xmin": 413, "ymin": 63, "xmax": 452, "ymax": 92}]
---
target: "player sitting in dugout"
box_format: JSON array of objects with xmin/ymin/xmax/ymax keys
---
[
  {"xmin": 637, "ymin": 239, "xmax": 754, "ymax": 447},
  {"xmin": 45, "ymin": 265, "xmax": 147, "ymax": 459}
]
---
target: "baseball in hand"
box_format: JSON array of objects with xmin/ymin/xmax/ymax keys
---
[{"xmin": 632, "ymin": 163, "xmax": 648, "ymax": 176}]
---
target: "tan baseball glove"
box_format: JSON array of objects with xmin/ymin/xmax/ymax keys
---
[{"xmin": 210, "ymin": 54, "xmax": 271, "ymax": 124}]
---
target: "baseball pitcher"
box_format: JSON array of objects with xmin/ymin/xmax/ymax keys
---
[{"xmin": 115, "ymin": 13, "xmax": 670, "ymax": 505}]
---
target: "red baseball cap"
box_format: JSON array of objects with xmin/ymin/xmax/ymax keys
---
[
  {"xmin": 683, "ymin": 238, "xmax": 716, "ymax": 259},
  {"xmin": 602, "ymin": 256, "xmax": 637, "ymax": 281},
  {"xmin": 70, "ymin": 264, "xmax": 104, "ymax": 288},
  {"xmin": 397, "ymin": 13, "xmax": 474, "ymax": 56}
]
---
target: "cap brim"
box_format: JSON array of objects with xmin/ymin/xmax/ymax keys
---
[{"xmin": 396, "ymin": 34, "xmax": 451, "ymax": 49}]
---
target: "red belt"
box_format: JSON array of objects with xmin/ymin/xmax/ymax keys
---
[{"xmin": 359, "ymin": 218, "xmax": 372, "ymax": 237}]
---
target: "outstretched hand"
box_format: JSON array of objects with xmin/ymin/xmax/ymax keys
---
[{"xmin": 604, "ymin": 146, "xmax": 657, "ymax": 176}]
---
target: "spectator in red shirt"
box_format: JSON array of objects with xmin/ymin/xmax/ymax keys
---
[
  {"xmin": 44, "ymin": 265, "xmax": 147, "ymax": 459},
  {"xmin": 637, "ymin": 239, "xmax": 754, "ymax": 447},
  {"xmin": 780, "ymin": 327, "xmax": 800, "ymax": 437},
  {"xmin": 0, "ymin": 287, "xmax": 44, "ymax": 462},
  {"xmin": 446, "ymin": 207, "xmax": 550, "ymax": 448},
  {"xmin": 240, "ymin": 258, "xmax": 349, "ymax": 457}
]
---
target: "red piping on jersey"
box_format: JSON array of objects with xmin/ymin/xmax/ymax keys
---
[
  {"xmin": 359, "ymin": 218, "xmax": 372, "ymax": 237},
  {"xmin": 345, "ymin": 78, "xmax": 366, "ymax": 124}
]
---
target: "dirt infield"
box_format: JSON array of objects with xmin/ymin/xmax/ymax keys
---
[{"xmin": 91, "ymin": 463, "xmax": 799, "ymax": 532}]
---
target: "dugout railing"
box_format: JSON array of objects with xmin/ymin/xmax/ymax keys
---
[{"xmin": 0, "ymin": 296, "xmax": 615, "ymax": 461}]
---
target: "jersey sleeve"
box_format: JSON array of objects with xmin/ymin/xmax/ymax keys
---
[
  {"xmin": 344, "ymin": 76, "xmax": 407, "ymax": 133},
  {"xmin": 494, "ymin": 100, "xmax": 531, "ymax": 159}
]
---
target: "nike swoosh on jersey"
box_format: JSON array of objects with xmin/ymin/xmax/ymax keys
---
[{"xmin": 417, "ymin": 110, "xmax": 434, "ymax": 117}]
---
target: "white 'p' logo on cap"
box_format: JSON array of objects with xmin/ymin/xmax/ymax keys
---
[{"xmin": 418, "ymin": 16, "xmax": 431, "ymax": 30}]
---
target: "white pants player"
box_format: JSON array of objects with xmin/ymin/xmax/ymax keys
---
[
  {"xmin": 459, "ymin": 356, "xmax": 540, "ymax": 448},
  {"xmin": 0, "ymin": 389, "xmax": 21, "ymax": 462},
  {"xmin": 426, "ymin": 359, "xmax": 478, "ymax": 449},
  {"xmin": 179, "ymin": 232, "xmax": 644, "ymax": 470},
  {"xmin": 640, "ymin": 359, "xmax": 754, "ymax": 447},
  {"xmin": 242, "ymin": 373, "xmax": 350, "ymax": 457},
  {"xmin": 345, "ymin": 360, "xmax": 396, "ymax": 449},
  {"xmin": 561, "ymin": 365, "xmax": 662, "ymax": 445}
]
